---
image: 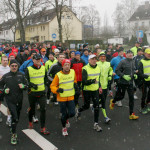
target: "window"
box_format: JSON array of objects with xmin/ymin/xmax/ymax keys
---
[
  {"xmin": 0, "ymin": 31, "xmax": 2, "ymax": 35},
  {"xmin": 27, "ymin": 20, "xmax": 30, "ymax": 25},
  {"xmin": 41, "ymin": 36, "xmax": 43, "ymax": 41},
  {"xmin": 41, "ymin": 26, "xmax": 42, "ymax": 31},
  {"xmin": 33, "ymin": 27, "xmax": 34, "ymax": 32},
  {"xmin": 43, "ymin": 36, "xmax": 45, "ymax": 41},
  {"xmin": 43, "ymin": 26, "xmax": 45, "ymax": 31},
  {"xmin": 67, "ymin": 16, "xmax": 71, "ymax": 19},
  {"xmin": 61, "ymin": 16, "xmax": 64, "ymax": 19},
  {"xmin": 30, "ymin": 19, "xmax": 32, "ymax": 24},
  {"xmin": 6, "ymin": 31, "xmax": 8, "ymax": 35},
  {"xmin": 47, "ymin": 16, "xmax": 49, "ymax": 20}
]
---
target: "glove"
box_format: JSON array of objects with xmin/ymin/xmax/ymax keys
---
[
  {"xmin": 57, "ymin": 88, "xmax": 64, "ymax": 93},
  {"xmin": 134, "ymin": 74, "xmax": 138, "ymax": 80},
  {"xmin": 90, "ymin": 79, "xmax": 96, "ymax": 84},
  {"xmin": 123, "ymin": 75, "xmax": 131, "ymax": 81},
  {"xmin": 108, "ymin": 76, "xmax": 112, "ymax": 81},
  {"xmin": 74, "ymin": 83, "xmax": 80, "ymax": 95},
  {"xmin": 143, "ymin": 74, "xmax": 149, "ymax": 79},
  {"xmin": 30, "ymin": 83, "xmax": 38, "ymax": 90},
  {"xmin": 5, "ymin": 88, "xmax": 10, "ymax": 94}
]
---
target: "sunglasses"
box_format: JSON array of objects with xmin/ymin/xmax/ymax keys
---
[
  {"xmin": 11, "ymin": 65, "xmax": 18, "ymax": 67},
  {"xmin": 100, "ymin": 56, "xmax": 106, "ymax": 58}
]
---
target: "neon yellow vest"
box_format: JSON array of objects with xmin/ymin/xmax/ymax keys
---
[
  {"xmin": 45, "ymin": 59, "xmax": 58, "ymax": 72},
  {"xmin": 83, "ymin": 64, "xmax": 100, "ymax": 91},
  {"xmin": 57, "ymin": 69, "xmax": 75, "ymax": 97},
  {"xmin": 141, "ymin": 59, "xmax": 150, "ymax": 81},
  {"xmin": 28, "ymin": 66, "xmax": 45, "ymax": 92},
  {"xmin": 97, "ymin": 61, "xmax": 113, "ymax": 89}
]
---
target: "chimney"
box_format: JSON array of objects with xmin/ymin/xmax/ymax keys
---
[{"xmin": 145, "ymin": 1, "xmax": 150, "ymax": 9}]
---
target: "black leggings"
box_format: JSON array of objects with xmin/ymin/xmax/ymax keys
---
[
  {"xmin": 6, "ymin": 100, "xmax": 22, "ymax": 134},
  {"xmin": 28, "ymin": 95, "xmax": 46, "ymax": 128},
  {"xmin": 79, "ymin": 90, "xmax": 99, "ymax": 123},
  {"xmin": 113, "ymin": 84, "xmax": 134, "ymax": 115}
]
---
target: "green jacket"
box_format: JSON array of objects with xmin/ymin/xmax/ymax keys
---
[
  {"xmin": 0, "ymin": 54, "xmax": 6, "ymax": 64},
  {"xmin": 45, "ymin": 58, "xmax": 58, "ymax": 72},
  {"xmin": 97, "ymin": 61, "xmax": 113, "ymax": 89}
]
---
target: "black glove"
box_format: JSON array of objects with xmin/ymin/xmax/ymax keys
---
[
  {"xmin": 143, "ymin": 74, "xmax": 149, "ymax": 79},
  {"xmin": 74, "ymin": 83, "xmax": 80, "ymax": 95},
  {"xmin": 90, "ymin": 79, "xmax": 96, "ymax": 84},
  {"xmin": 30, "ymin": 83, "xmax": 38, "ymax": 90},
  {"xmin": 57, "ymin": 88, "xmax": 64, "ymax": 93}
]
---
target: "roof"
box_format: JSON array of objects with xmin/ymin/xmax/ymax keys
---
[
  {"xmin": 0, "ymin": 19, "xmax": 16, "ymax": 31},
  {"xmin": 25, "ymin": 8, "xmax": 56, "ymax": 27},
  {"xmin": 129, "ymin": 2, "xmax": 150, "ymax": 21}
]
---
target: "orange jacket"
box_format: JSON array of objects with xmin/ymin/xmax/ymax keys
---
[{"xmin": 50, "ymin": 70, "xmax": 77, "ymax": 102}]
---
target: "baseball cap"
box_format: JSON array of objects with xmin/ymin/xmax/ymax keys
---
[
  {"xmin": 99, "ymin": 52, "xmax": 106, "ymax": 56},
  {"xmin": 10, "ymin": 59, "xmax": 18, "ymax": 66},
  {"xmin": 41, "ymin": 48, "xmax": 46, "ymax": 52},
  {"xmin": 88, "ymin": 54, "xmax": 97, "ymax": 60},
  {"xmin": 54, "ymin": 49, "xmax": 60, "ymax": 53},
  {"xmin": 33, "ymin": 54, "xmax": 41, "ymax": 60},
  {"xmin": 62, "ymin": 59, "xmax": 71, "ymax": 67},
  {"xmin": 126, "ymin": 50, "xmax": 133, "ymax": 54},
  {"xmin": 75, "ymin": 51, "xmax": 81, "ymax": 55},
  {"xmin": 145, "ymin": 48, "xmax": 150, "ymax": 54}
]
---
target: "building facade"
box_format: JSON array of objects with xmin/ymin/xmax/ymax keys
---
[
  {"xmin": 15, "ymin": 6, "xmax": 82, "ymax": 43},
  {"xmin": 128, "ymin": 1, "xmax": 150, "ymax": 44}
]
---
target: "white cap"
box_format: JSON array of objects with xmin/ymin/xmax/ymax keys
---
[
  {"xmin": 88, "ymin": 54, "xmax": 97, "ymax": 60},
  {"xmin": 95, "ymin": 44, "xmax": 100, "ymax": 48},
  {"xmin": 54, "ymin": 49, "xmax": 60, "ymax": 53}
]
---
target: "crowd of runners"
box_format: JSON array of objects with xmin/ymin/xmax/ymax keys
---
[{"xmin": 0, "ymin": 41, "xmax": 150, "ymax": 145}]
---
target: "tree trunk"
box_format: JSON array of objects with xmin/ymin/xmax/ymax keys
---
[{"xmin": 15, "ymin": 0, "xmax": 25, "ymax": 44}]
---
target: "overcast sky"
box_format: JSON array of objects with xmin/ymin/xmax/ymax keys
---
[{"xmin": 73, "ymin": 0, "xmax": 146, "ymax": 26}]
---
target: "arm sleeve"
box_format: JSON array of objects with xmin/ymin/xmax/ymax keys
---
[
  {"xmin": 19, "ymin": 63, "xmax": 25, "ymax": 74},
  {"xmin": 47, "ymin": 65, "xmax": 54, "ymax": 81},
  {"xmin": 116, "ymin": 61, "xmax": 124, "ymax": 77},
  {"xmin": 108, "ymin": 66, "xmax": 113, "ymax": 76},
  {"xmin": 82, "ymin": 69, "xmax": 94, "ymax": 85},
  {"xmin": 50, "ymin": 74, "xmax": 59, "ymax": 94}
]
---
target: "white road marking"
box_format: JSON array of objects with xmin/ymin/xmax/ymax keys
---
[
  {"xmin": 22, "ymin": 129, "xmax": 58, "ymax": 150},
  {"xmin": 0, "ymin": 104, "xmax": 7, "ymax": 116}
]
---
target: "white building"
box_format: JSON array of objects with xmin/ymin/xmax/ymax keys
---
[
  {"xmin": 128, "ymin": 1, "xmax": 150, "ymax": 44},
  {"xmin": 0, "ymin": 19, "xmax": 16, "ymax": 43},
  {"xmin": 108, "ymin": 37, "xmax": 123, "ymax": 45}
]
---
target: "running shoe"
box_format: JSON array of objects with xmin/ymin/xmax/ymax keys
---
[
  {"xmin": 33, "ymin": 116, "xmax": 39, "ymax": 123},
  {"xmin": 93, "ymin": 123, "xmax": 102, "ymax": 132},
  {"xmin": 28, "ymin": 122, "xmax": 33, "ymax": 129},
  {"xmin": 75, "ymin": 110, "xmax": 81, "ymax": 121},
  {"xmin": 47, "ymin": 99, "xmax": 50, "ymax": 104},
  {"xmin": 40, "ymin": 127, "xmax": 50, "ymax": 135},
  {"xmin": 11, "ymin": 134, "xmax": 17, "ymax": 145},
  {"xmin": 129, "ymin": 113, "xmax": 139, "ymax": 120},
  {"xmin": 108, "ymin": 90, "xmax": 113, "ymax": 97},
  {"xmin": 105, "ymin": 117, "xmax": 111, "ymax": 124},
  {"xmin": 66, "ymin": 120, "xmax": 70, "ymax": 128},
  {"xmin": 109, "ymin": 99, "xmax": 115, "ymax": 110},
  {"xmin": 116, "ymin": 101, "xmax": 123, "ymax": 107},
  {"xmin": 141, "ymin": 107, "xmax": 148, "ymax": 115},
  {"xmin": 6, "ymin": 117, "xmax": 11, "ymax": 127},
  {"xmin": 62, "ymin": 127, "xmax": 68, "ymax": 136}
]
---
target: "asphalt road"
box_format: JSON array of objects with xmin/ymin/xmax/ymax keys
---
[{"xmin": 1, "ymin": 89, "xmax": 150, "ymax": 150}]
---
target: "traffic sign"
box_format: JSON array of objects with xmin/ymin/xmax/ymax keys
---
[
  {"xmin": 52, "ymin": 33, "xmax": 56, "ymax": 39},
  {"xmin": 136, "ymin": 30, "xmax": 144, "ymax": 38}
]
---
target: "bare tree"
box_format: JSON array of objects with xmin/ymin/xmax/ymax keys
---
[
  {"xmin": 112, "ymin": 0, "xmax": 139, "ymax": 36},
  {"xmin": 79, "ymin": 5, "xmax": 101, "ymax": 39},
  {"xmin": 101, "ymin": 12, "xmax": 114, "ymax": 40},
  {"xmin": 0, "ymin": 0, "xmax": 42, "ymax": 44}
]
